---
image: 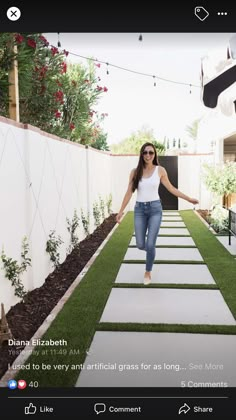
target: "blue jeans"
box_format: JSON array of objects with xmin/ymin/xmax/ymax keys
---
[{"xmin": 134, "ymin": 200, "xmax": 162, "ymax": 272}]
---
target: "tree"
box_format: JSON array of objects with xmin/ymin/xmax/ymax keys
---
[
  {"xmin": 0, "ymin": 33, "xmax": 108, "ymax": 146},
  {"xmin": 202, "ymin": 161, "xmax": 236, "ymax": 208},
  {"xmin": 110, "ymin": 126, "xmax": 166, "ymax": 154},
  {"xmin": 91, "ymin": 131, "xmax": 110, "ymax": 151},
  {"xmin": 185, "ymin": 118, "xmax": 201, "ymax": 141}
]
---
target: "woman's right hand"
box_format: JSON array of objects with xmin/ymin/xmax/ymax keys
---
[{"xmin": 116, "ymin": 212, "xmax": 124, "ymax": 224}]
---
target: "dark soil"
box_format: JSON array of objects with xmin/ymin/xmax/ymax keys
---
[{"xmin": 0, "ymin": 214, "xmax": 117, "ymax": 379}]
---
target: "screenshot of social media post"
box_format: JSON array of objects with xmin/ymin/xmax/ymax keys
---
[{"xmin": 0, "ymin": 28, "xmax": 236, "ymax": 417}]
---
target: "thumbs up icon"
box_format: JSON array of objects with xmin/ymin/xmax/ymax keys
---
[{"xmin": 24, "ymin": 403, "xmax": 37, "ymax": 415}]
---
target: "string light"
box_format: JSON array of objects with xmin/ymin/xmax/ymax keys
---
[
  {"xmin": 189, "ymin": 83, "xmax": 192, "ymax": 94},
  {"xmin": 57, "ymin": 32, "xmax": 61, "ymax": 48},
  {"xmin": 139, "ymin": 34, "xmax": 143, "ymax": 41},
  {"xmin": 50, "ymin": 38, "xmax": 200, "ymax": 91}
]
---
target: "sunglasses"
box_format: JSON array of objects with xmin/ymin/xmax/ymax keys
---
[{"xmin": 142, "ymin": 150, "xmax": 155, "ymax": 155}]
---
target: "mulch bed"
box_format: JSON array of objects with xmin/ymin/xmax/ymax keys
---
[
  {"xmin": 0, "ymin": 214, "xmax": 117, "ymax": 379},
  {"xmin": 196, "ymin": 209, "xmax": 210, "ymax": 223}
]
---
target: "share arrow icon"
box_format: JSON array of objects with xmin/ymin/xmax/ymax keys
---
[{"xmin": 178, "ymin": 403, "xmax": 191, "ymax": 414}]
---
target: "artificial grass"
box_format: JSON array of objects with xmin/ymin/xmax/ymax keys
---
[
  {"xmin": 114, "ymin": 283, "xmax": 218, "ymax": 289},
  {"xmin": 180, "ymin": 210, "xmax": 236, "ymax": 319},
  {"xmin": 98, "ymin": 322, "xmax": 236, "ymax": 335},
  {"xmin": 14, "ymin": 212, "xmax": 134, "ymax": 387},
  {"xmin": 128, "ymin": 245, "xmax": 197, "ymax": 248},
  {"xmin": 123, "ymin": 260, "xmax": 205, "ymax": 265}
]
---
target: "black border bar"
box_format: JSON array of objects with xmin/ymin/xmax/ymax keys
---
[
  {"xmin": 0, "ymin": 2, "xmax": 235, "ymax": 32},
  {"xmin": 2, "ymin": 387, "xmax": 236, "ymax": 419}
]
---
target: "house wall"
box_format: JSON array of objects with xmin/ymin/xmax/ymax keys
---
[{"xmin": 196, "ymin": 109, "xmax": 236, "ymax": 163}]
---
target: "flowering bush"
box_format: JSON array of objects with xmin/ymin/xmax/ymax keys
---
[
  {"xmin": 208, "ymin": 205, "xmax": 229, "ymax": 233},
  {"xmin": 0, "ymin": 33, "xmax": 109, "ymax": 146},
  {"xmin": 202, "ymin": 161, "xmax": 236, "ymax": 197}
]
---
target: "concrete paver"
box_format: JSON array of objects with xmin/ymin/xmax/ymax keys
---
[
  {"xmin": 115, "ymin": 264, "xmax": 216, "ymax": 284},
  {"xmin": 129, "ymin": 236, "xmax": 195, "ymax": 246},
  {"xmin": 100, "ymin": 288, "xmax": 236, "ymax": 325},
  {"xmin": 124, "ymin": 247, "xmax": 203, "ymax": 261},
  {"xmin": 76, "ymin": 331, "xmax": 236, "ymax": 387}
]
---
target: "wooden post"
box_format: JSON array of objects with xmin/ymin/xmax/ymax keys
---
[
  {"xmin": 8, "ymin": 44, "xmax": 20, "ymax": 122},
  {"xmin": 0, "ymin": 303, "xmax": 13, "ymax": 345}
]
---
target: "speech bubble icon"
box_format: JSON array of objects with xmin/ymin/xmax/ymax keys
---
[{"xmin": 94, "ymin": 403, "xmax": 106, "ymax": 414}]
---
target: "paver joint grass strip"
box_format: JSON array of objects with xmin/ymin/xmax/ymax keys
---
[
  {"xmin": 113, "ymin": 283, "xmax": 218, "ymax": 290},
  {"xmin": 98, "ymin": 322, "xmax": 236, "ymax": 335}
]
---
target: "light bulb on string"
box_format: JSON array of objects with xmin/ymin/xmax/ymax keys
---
[
  {"xmin": 189, "ymin": 84, "xmax": 192, "ymax": 94},
  {"xmin": 57, "ymin": 32, "xmax": 61, "ymax": 48},
  {"xmin": 106, "ymin": 63, "xmax": 109, "ymax": 75},
  {"xmin": 138, "ymin": 34, "xmax": 143, "ymax": 41},
  {"xmin": 153, "ymin": 76, "xmax": 156, "ymax": 87}
]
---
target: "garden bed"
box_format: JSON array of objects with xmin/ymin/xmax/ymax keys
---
[
  {"xmin": 0, "ymin": 214, "xmax": 117, "ymax": 379},
  {"xmin": 197, "ymin": 208, "xmax": 228, "ymax": 235},
  {"xmin": 197, "ymin": 209, "xmax": 209, "ymax": 224}
]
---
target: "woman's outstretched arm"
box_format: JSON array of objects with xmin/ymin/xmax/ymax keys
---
[{"xmin": 160, "ymin": 167, "xmax": 199, "ymax": 205}]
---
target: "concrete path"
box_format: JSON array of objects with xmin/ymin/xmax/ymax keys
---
[{"xmin": 76, "ymin": 211, "xmax": 236, "ymax": 387}]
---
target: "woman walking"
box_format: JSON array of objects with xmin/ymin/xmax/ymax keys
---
[{"xmin": 116, "ymin": 142, "xmax": 199, "ymax": 285}]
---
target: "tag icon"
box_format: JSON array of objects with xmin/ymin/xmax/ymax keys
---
[{"xmin": 194, "ymin": 6, "xmax": 209, "ymax": 21}]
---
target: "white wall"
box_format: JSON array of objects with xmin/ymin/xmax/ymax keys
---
[
  {"xmin": 196, "ymin": 109, "xmax": 236, "ymax": 163},
  {"xmin": 0, "ymin": 118, "xmax": 213, "ymax": 312},
  {"xmin": 0, "ymin": 119, "xmax": 112, "ymax": 312},
  {"xmin": 178, "ymin": 155, "xmax": 214, "ymax": 210},
  {"xmin": 111, "ymin": 155, "xmax": 138, "ymax": 213}
]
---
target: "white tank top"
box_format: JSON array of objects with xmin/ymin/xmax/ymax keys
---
[{"xmin": 136, "ymin": 166, "xmax": 160, "ymax": 202}]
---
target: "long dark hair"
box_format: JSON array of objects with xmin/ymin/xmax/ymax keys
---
[{"xmin": 132, "ymin": 142, "xmax": 159, "ymax": 192}]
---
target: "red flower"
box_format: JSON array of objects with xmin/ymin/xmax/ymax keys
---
[
  {"xmin": 56, "ymin": 79, "xmax": 63, "ymax": 87},
  {"xmin": 69, "ymin": 123, "xmax": 75, "ymax": 130},
  {"xmin": 51, "ymin": 46, "xmax": 59, "ymax": 56},
  {"xmin": 54, "ymin": 90, "xmax": 64, "ymax": 102},
  {"xmin": 39, "ymin": 36, "xmax": 49, "ymax": 46},
  {"xmin": 63, "ymin": 49, "xmax": 69, "ymax": 57},
  {"xmin": 61, "ymin": 62, "xmax": 67, "ymax": 74},
  {"xmin": 103, "ymin": 87, "xmax": 108, "ymax": 92},
  {"xmin": 54, "ymin": 110, "xmax": 61, "ymax": 118},
  {"xmin": 27, "ymin": 38, "xmax": 36, "ymax": 49},
  {"xmin": 15, "ymin": 34, "xmax": 24, "ymax": 44},
  {"xmin": 95, "ymin": 63, "xmax": 101, "ymax": 68},
  {"xmin": 39, "ymin": 66, "xmax": 48, "ymax": 79}
]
